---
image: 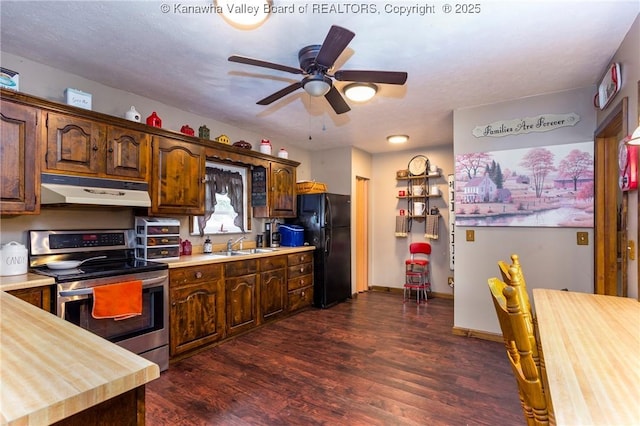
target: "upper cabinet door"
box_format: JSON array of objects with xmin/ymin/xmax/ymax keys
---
[
  {"xmin": 269, "ymin": 163, "xmax": 296, "ymax": 218},
  {"xmin": 44, "ymin": 112, "xmax": 105, "ymax": 175},
  {"xmin": 151, "ymin": 136, "xmax": 205, "ymax": 215},
  {"xmin": 105, "ymin": 125, "xmax": 150, "ymax": 181},
  {"xmin": 0, "ymin": 100, "xmax": 40, "ymax": 214}
]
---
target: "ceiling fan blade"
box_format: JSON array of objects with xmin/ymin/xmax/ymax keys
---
[
  {"xmin": 315, "ymin": 25, "xmax": 355, "ymax": 69},
  {"xmin": 324, "ymin": 85, "xmax": 351, "ymax": 114},
  {"xmin": 229, "ymin": 55, "xmax": 303, "ymax": 75},
  {"xmin": 257, "ymin": 81, "xmax": 303, "ymax": 105},
  {"xmin": 334, "ymin": 70, "xmax": 408, "ymax": 85}
]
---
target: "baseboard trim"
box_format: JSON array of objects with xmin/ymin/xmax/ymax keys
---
[
  {"xmin": 451, "ymin": 327, "xmax": 503, "ymax": 343},
  {"xmin": 369, "ymin": 286, "xmax": 453, "ymax": 300}
]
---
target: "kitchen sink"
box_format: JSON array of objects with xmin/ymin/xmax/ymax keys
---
[
  {"xmin": 211, "ymin": 251, "xmax": 244, "ymax": 256},
  {"xmin": 235, "ymin": 248, "xmax": 278, "ymax": 254}
]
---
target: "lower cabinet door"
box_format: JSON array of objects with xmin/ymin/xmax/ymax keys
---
[
  {"xmin": 225, "ymin": 274, "xmax": 258, "ymax": 336},
  {"xmin": 260, "ymin": 269, "xmax": 286, "ymax": 322},
  {"xmin": 170, "ymin": 281, "xmax": 224, "ymax": 357}
]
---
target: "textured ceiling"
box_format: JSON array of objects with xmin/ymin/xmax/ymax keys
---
[{"xmin": 1, "ymin": 1, "xmax": 638, "ymax": 153}]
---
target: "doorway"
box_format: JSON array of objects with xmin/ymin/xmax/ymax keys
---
[
  {"xmin": 594, "ymin": 97, "xmax": 628, "ymax": 295},
  {"xmin": 355, "ymin": 176, "xmax": 369, "ymax": 293}
]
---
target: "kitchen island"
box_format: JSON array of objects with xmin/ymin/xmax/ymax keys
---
[{"xmin": 0, "ymin": 291, "xmax": 159, "ymax": 425}]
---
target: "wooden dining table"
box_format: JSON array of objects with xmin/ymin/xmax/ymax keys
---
[{"xmin": 533, "ymin": 289, "xmax": 640, "ymax": 426}]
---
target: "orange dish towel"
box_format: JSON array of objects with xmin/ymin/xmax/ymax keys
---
[{"xmin": 92, "ymin": 280, "xmax": 143, "ymax": 321}]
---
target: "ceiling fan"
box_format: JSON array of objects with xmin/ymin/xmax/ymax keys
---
[{"xmin": 228, "ymin": 25, "xmax": 408, "ymax": 114}]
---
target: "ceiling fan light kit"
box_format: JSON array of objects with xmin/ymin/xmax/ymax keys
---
[
  {"xmin": 343, "ymin": 83, "xmax": 377, "ymax": 102},
  {"xmin": 228, "ymin": 25, "xmax": 408, "ymax": 114},
  {"xmin": 303, "ymin": 74, "xmax": 332, "ymax": 97},
  {"xmin": 387, "ymin": 135, "xmax": 409, "ymax": 144}
]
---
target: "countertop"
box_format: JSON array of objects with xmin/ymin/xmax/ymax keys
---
[
  {"xmin": 533, "ymin": 289, "xmax": 640, "ymax": 425},
  {"xmin": 157, "ymin": 245, "xmax": 315, "ymax": 268},
  {"xmin": 0, "ymin": 246, "xmax": 315, "ymax": 291},
  {"xmin": 0, "ymin": 291, "xmax": 160, "ymax": 426}
]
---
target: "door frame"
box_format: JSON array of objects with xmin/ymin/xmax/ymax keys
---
[
  {"xmin": 355, "ymin": 176, "xmax": 369, "ymax": 293},
  {"xmin": 594, "ymin": 96, "xmax": 628, "ymax": 295}
]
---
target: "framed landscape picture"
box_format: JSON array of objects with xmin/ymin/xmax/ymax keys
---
[{"xmin": 454, "ymin": 142, "xmax": 594, "ymax": 227}]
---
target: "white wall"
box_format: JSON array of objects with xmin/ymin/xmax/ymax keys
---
[
  {"xmin": 596, "ymin": 15, "xmax": 640, "ymax": 300},
  {"xmin": 453, "ymin": 87, "xmax": 597, "ymax": 335},
  {"xmin": 370, "ymin": 144, "xmax": 455, "ymax": 296}
]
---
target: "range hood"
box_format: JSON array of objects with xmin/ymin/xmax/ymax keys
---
[{"xmin": 41, "ymin": 174, "xmax": 151, "ymax": 207}]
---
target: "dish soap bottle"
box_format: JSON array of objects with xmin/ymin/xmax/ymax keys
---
[{"xmin": 203, "ymin": 236, "xmax": 213, "ymax": 254}]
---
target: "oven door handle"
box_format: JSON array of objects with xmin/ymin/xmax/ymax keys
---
[{"xmin": 58, "ymin": 275, "xmax": 168, "ymax": 297}]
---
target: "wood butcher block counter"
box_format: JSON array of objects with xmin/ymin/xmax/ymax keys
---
[
  {"xmin": 0, "ymin": 291, "xmax": 159, "ymax": 425},
  {"xmin": 533, "ymin": 289, "xmax": 640, "ymax": 426},
  {"xmin": 159, "ymin": 245, "xmax": 315, "ymax": 268}
]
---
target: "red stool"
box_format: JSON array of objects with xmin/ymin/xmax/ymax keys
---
[{"xmin": 404, "ymin": 242, "xmax": 432, "ymax": 304}]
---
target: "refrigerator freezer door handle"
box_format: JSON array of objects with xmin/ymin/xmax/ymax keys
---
[{"xmin": 325, "ymin": 233, "xmax": 331, "ymax": 256}]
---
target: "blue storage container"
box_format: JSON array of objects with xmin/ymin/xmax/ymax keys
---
[{"xmin": 279, "ymin": 224, "xmax": 304, "ymax": 247}]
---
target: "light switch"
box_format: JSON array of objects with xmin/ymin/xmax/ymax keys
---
[
  {"xmin": 577, "ymin": 232, "xmax": 588, "ymax": 245},
  {"xmin": 466, "ymin": 229, "xmax": 475, "ymax": 242}
]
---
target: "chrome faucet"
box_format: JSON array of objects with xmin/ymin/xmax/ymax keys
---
[{"xmin": 227, "ymin": 236, "xmax": 246, "ymax": 251}]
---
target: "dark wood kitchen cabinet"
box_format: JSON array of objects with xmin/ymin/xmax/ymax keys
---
[
  {"xmin": 259, "ymin": 255, "xmax": 287, "ymax": 323},
  {"xmin": 169, "ymin": 264, "xmax": 225, "ymax": 357},
  {"xmin": 253, "ymin": 161, "xmax": 297, "ymax": 218},
  {"xmin": 225, "ymin": 259, "xmax": 258, "ymax": 336},
  {"xmin": 8, "ymin": 286, "xmax": 52, "ymax": 312},
  {"xmin": 287, "ymin": 252, "xmax": 314, "ymax": 312},
  {"xmin": 44, "ymin": 112, "xmax": 150, "ymax": 181},
  {"xmin": 150, "ymin": 136, "xmax": 205, "ymax": 216},
  {"xmin": 0, "ymin": 100, "xmax": 40, "ymax": 214}
]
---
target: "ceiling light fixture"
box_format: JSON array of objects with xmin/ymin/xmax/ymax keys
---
[
  {"xmin": 387, "ymin": 135, "xmax": 409, "ymax": 144},
  {"xmin": 215, "ymin": 0, "xmax": 271, "ymax": 29},
  {"xmin": 343, "ymin": 83, "xmax": 378, "ymax": 102},
  {"xmin": 628, "ymin": 124, "xmax": 640, "ymax": 145},
  {"xmin": 302, "ymin": 74, "xmax": 332, "ymax": 97}
]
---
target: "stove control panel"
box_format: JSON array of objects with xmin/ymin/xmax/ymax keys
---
[
  {"xmin": 29, "ymin": 229, "xmax": 136, "ymax": 255},
  {"xmin": 49, "ymin": 232, "xmax": 125, "ymax": 249}
]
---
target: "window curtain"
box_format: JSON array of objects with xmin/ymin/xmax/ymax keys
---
[{"xmin": 197, "ymin": 167, "xmax": 244, "ymax": 236}]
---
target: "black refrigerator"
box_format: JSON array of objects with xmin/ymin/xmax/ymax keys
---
[{"xmin": 291, "ymin": 193, "xmax": 351, "ymax": 308}]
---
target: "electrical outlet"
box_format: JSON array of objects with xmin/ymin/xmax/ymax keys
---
[
  {"xmin": 447, "ymin": 276, "xmax": 454, "ymax": 287},
  {"xmin": 466, "ymin": 229, "xmax": 475, "ymax": 242},
  {"xmin": 577, "ymin": 231, "xmax": 589, "ymax": 245}
]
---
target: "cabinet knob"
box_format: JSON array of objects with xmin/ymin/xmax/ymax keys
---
[
  {"xmin": 301, "ymin": 290, "xmax": 305, "ymax": 297},
  {"xmin": 299, "ymin": 279, "xmax": 304, "ymax": 285},
  {"xmin": 299, "ymin": 267, "xmax": 304, "ymax": 273},
  {"xmin": 108, "ymin": 147, "xmax": 114, "ymax": 153},
  {"xmin": 92, "ymin": 145, "xmax": 99, "ymax": 151},
  {"xmin": 195, "ymin": 271, "xmax": 203, "ymax": 279}
]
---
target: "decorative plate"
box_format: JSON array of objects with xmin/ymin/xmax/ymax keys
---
[{"xmin": 408, "ymin": 155, "xmax": 428, "ymax": 176}]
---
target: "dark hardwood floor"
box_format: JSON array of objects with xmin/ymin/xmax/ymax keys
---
[{"xmin": 146, "ymin": 292, "xmax": 523, "ymax": 425}]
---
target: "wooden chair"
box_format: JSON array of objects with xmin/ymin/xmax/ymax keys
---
[
  {"xmin": 403, "ymin": 242, "xmax": 431, "ymax": 304},
  {"xmin": 488, "ymin": 277, "xmax": 552, "ymax": 426}
]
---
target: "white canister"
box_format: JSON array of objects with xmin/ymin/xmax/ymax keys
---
[
  {"xmin": 278, "ymin": 148, "xmax": 288, "ymax": 159},
  {"xmin": 259, "ymin": 139, "xmax": 272, "ymax": 155},
  {"xmin": 0, "ymin": 241, "xmax": 28, "ymax": 276}
]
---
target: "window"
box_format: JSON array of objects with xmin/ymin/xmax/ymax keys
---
[{"xmin": 192, "ymin": 162, "xmax": 248, "ymax": 236}]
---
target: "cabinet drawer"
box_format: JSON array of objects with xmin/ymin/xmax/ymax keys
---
[
  {"xmin": 288, "ymin": 274, "xmax": 312, "ymax": 291},
  {"xmin": 259, "ymin": 255, "xmax": 287, "ymax": 271},
  {"xmin": 171, "ymin": 263, "xmax": 223, "ymax": 287},
  {"xmin": 288, "ymin": 262, "xmax": 313, "ymax": 279},
  {"xmin": 137, "ymin": 235, "xmax": 180, "ymax": 246},
  {"xmin": 225, "ymin": 259, "xmax": 258, "ymax": 277},
  {"xmin": 288, "ymin": 286, "xmax": 313, "ymax": 311},
  {"xmin": 287, "ymin": 252, "xmax": 313, "ymax": 266}
]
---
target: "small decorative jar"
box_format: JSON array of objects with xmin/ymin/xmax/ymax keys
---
[
  {"xmin": 199, "ymin": 125, "xmax": 210, "ymax": 139},
  {"xmin": 125, "ymin": 106, "xmax": 141, "ymax": 122},
  {"xmin": 277, "ymin": 148, "xmax": 289, "ymax": 159},
  {"xmin": 146, "ymin": 111, "xmax": 162, "ymax": 128},
  {"xmin": 259, "ymin": 139, "xmax": 272, "ymax": 155},
  {"xmin": 180, "ymin": 125, "xmax": 195, "ymax": 136},
  {"xmin": 181, "ymin": 239, "xmax": 192, "ymax": 256}
]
